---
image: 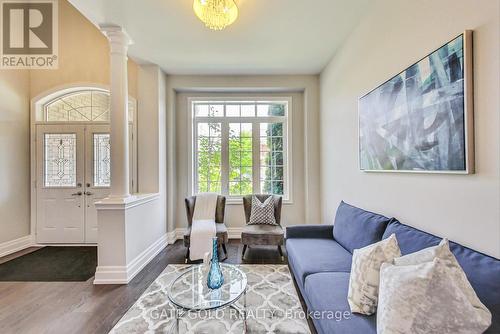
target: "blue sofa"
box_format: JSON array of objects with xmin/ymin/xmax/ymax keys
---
[{"xmin": 286, "ymin": 201, "xmax": 500, "ymax": 334}]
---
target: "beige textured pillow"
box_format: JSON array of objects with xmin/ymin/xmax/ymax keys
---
[
  {"xmin": 347, "ymin": 234, "xmax": 401, "ymax": 315},
  {"xmin": 394, "ymin": 238, "xmax": 490, "ymax": 315},
  {"xmin": 378, "ymin": 258, "xmax": 492, "ymax": 334}
]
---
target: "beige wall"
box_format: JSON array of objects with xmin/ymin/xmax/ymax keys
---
[
  {"xmin": 0, "ymin": 71, "xmax": 30, "ymax": 243},
  {"xmin": 30, "ymin": 0, "xmax": 137, "ymax": 98},
  {"xmin": 320, "ymin": 0, "xmax": 500, "ymax": 258},
  {"xmin": 0, "ymin": 0, "xmax": 138, "ymax": 245},
  {"xmin": 166, "ymin": 75, "xmax": 320, "ymax": 232}
]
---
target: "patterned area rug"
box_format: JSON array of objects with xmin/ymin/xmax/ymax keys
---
[{"xmin": 110, "ymin": 265, "xmax": 310, "ymax": 334}]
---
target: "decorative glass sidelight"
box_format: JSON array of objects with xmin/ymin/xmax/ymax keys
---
[
  {"xmin": 93, "ymin": 133, "xmax": 111, "ymax": 187},
  {"xmin": 44, "ymin": 133, "xmax": 77, "ymax": 187}
]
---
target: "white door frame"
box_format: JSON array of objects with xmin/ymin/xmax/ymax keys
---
[{"xmin": 30, "ymin": 84, "xmax": 138, "ymax": 244}]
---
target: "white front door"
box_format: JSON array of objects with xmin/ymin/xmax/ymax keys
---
[
  {"xmin": 36, "ymin": 125, "xmax": 86, "ymax": 243},
  {"xmin": 35, "ymin": 124, "xmax": 135, "ymax": 244},
  {"xmin": 36, "ymin": 124, "xmax": 112, "ymax": 243}
]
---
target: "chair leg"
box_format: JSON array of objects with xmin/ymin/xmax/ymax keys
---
[
  {"xmin": 185, "ymin": 248, "xmax": 190, "ymax": 264},
  {"xmin": 242, "ymin": 244, "xmax": 247, "ymax": 259},
  {"xmin": 278, "ymin": 245, "xmax": 284, "ymax": 261},
  {"xmin": 218, "ymin": 244, "xmax": 228, "ymax": 262}
]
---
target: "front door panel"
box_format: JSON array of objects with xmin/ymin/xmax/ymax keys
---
[
  {"xmin": 36, "ymin": 125, "xmax": 85, "ymax": 243},
  {"xmin": 84, "ymin": 125, "xmax": 111, "ymax": 243}
]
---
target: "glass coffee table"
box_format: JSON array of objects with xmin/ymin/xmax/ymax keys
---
[{"xmin": 167, "ymin": 264, "xmax": 248, "ymax": 333}]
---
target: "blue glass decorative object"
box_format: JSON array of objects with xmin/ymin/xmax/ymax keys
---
[{"xmin": 207, "ymin": 237, "xmax": 224, "ymax": 289}]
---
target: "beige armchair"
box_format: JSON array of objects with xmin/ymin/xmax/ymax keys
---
[
  {"xmin": 184, "ymin": 195, "xmax": 228, "ymax": 263},
  {"xmin": 241, "ymin": 195, "xmax": 284, "ymax": 260}
]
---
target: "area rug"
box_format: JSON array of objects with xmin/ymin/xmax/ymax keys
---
[
  {"xmin": 0, "ymin": 246, "xmax": 97, "ymax": 282},
  {"xmin": 110, "ymin": 264, "xmax": 310, "ymax": 334}
]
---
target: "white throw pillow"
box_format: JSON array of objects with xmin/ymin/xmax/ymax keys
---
[
  {"xmin": 378, "ymin": 258, "xmax": 492, "ymax": 334},
  {"xmin": 347, "ymin": 234, "xmax": 401, "ymax": 315},
  {"xmin": 394, "ymin": 239, "xmax": 491, "ymax": 315}
]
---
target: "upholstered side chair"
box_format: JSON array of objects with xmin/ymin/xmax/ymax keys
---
[
  {"xmin": 184, "ymin": 195, "xmax": 228, "ymax": 263},
  {"xmin": 241, "ymin": 194, "xmax": 284, "ymax": 260}
]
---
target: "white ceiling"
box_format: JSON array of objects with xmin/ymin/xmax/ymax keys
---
[{"xmin": 68, "ymin": 0, "xmax": 371, "ymax": 75}]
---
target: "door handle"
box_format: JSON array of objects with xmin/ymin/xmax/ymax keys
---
[
  {"xmin": 85, "ymin": 191, "xmax": 93, "ymax": 196},
  {"xmin": 71, "ymin": 191, "xmax": 83, "ymax": 196}
]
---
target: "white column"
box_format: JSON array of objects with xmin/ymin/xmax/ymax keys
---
[{"xmin": 101, "ymin": 25, "xmax": 131, "ymax": 199}]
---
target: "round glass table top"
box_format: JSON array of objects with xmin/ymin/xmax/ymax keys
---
[{"xmin": 168, "ymin": 264, "xmax": 247, "ymax": 311}]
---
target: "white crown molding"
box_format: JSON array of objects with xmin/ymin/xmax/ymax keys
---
[
  {"xmin": 93, "ymin": 233, "xmax": 167, "ymax": 284},
  {"xmin": 0, "ymin": 235, "xmax": 35, "ymax": 258}
]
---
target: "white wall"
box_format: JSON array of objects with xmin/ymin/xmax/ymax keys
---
[
  {"xmin": 320, "ymin": 0, "xmax": 500, "ymax": 258},
  {"xmin": 137, "ymin": 65, "xmax": 168, "ymax": 234},
  {"xmin": 166, "ymin": 75, "xmax": 320, "ymax": 232}
]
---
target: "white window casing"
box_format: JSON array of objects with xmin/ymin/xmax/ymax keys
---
[{"xmin": 188, "ymin": 97, "xmax": 293, "ymax": 204}]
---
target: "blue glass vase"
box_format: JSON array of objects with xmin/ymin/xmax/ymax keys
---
[{"xmin": 207, "ymin": 237, "xmax": 224, "ymax": 289}]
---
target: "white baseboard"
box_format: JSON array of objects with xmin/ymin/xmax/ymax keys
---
[
  {"xmin": 94, "ymin": 233, "xmax": 167, "ymax": 284},
  {"xmin": 227, "ymin": 227, "xmax": 243, "ymax": 239},
  {"xmin": 93, "ymin": 265, "xmax": 129, "ymax": 284},
  {"xmin": 166, "ymin": 230, "xmax": 177, "ymax": 244},
  {"xmin": 0, "ymin": 235, "xmax": 34, "ymax": 258},
  {"xmin": 174, "ymin": 228, "xmax": 185, "ymax": 240}
]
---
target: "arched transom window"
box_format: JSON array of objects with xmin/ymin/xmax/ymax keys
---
[{"xmin": 44, "ymin": 89, "xmax": 135, "ymax": 122}]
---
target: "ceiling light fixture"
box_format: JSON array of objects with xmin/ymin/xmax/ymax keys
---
[{"xmin": 193, "ymin": 0, "xmax": 238, "ymax": 31}]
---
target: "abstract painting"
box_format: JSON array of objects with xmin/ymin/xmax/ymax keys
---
[{"xmin": 359, "ymin": 32, "xmax": 474, "ymax": 173}]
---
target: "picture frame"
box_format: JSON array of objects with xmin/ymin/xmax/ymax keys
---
[{"xmin": 358, "ymin": 30, "xmax": 474, "ymax": 174}]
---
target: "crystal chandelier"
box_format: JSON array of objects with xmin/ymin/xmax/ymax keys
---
[{"xmin": 193, "ymin": 0, "xmax": 238, "ymax": 30}]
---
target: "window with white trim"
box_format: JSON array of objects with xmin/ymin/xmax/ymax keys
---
[{"xmin": 192, "ymin": 99, "xmax": 290, "ymax": 200}]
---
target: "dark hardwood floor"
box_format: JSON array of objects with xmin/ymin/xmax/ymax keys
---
[{"xmin": 0, "ymin": 240, "xmax": 313, "ymax": 334}]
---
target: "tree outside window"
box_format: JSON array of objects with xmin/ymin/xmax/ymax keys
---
[{"xmin": 194, "ymin": 100, "xmax": 288, "ymax": 198}]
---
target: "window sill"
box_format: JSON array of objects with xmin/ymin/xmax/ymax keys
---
[{"xmin": 225, "ymin": 197, "xmax": 293, "ymax": 205}]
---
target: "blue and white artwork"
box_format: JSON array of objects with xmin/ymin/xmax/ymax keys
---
[{"xmin": 359, "ymin": 35, "xmax": 470, "ymax": 172}]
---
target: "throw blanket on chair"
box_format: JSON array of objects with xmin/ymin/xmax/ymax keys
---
[{"xmin": 190, "ymin": 193, "xmax": 218, "ymax": 261}]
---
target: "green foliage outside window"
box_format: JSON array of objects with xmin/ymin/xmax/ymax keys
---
[
  {"xmin": 196, "ymin": 103, "xmax": 286, "ymax": 196},
  {"xmin": 229, "ymin": 125, "xmax": 253, "ymax": 195},
  {"xmin": 261, "ymin": 121, "xmax": 284, "ymax": 195},
  {"xmin": 197, "ymin": 123, "xmax": 221, "ymax": 193}
]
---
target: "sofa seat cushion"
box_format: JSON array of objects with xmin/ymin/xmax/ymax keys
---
[
  {"xmin": 305, "ymin": 272, "xmax": 376, "ymax": 334},
  {"xmin": 384, "ymin": 220, "xmax": 500, "ymax": 333},
  {"xmin": 333, "ymin": 201, "xmax": 391, "ymax": 253},
  {"xmin": 286, "ymin": 238, "xmax": 352, "ymax": 289},
  {"xmin": 241, "ymin": 224, "xmax": 284, "ymax": 246}
]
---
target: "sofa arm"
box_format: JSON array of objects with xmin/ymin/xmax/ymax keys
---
[{"xmin": 286, "ymin": 225, "xmax": 333, "ymax": 239}]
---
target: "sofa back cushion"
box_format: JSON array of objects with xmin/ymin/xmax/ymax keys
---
[
  {"xmin": 383, "ymin": 220, "xmax": 500, "ymax": 332},
  {"xmin": 333, "ymin": 201, "xmax": 391, "ymax": 253}
]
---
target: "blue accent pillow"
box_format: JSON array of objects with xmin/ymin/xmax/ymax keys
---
[{"xmin": 332, "ymin": 201, "xmax": 392, "ymax": 253}]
